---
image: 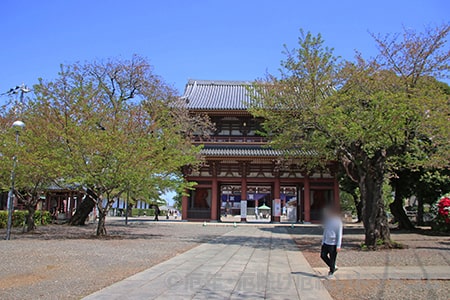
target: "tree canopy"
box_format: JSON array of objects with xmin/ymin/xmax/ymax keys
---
[
  {"xmin": 250, "ymin": 25, "xmax": 450, "ymax": 248},
  {"xmin": 2, "ymin": 55, "xmax": 209, "ymax": 236},
  {"xmin": 0, "ymin": 91, "xmax": 66, "ymax": 231}
]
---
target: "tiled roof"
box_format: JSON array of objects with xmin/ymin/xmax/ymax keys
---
[
  {"xmin": 181, "ymin": 79, "xmax": 255, "ymax": 110},
  {"xmin": 200, "ymin": 146, "xmax": 313, "ymax": 157},
  {"xmin": 46, "ymin": 182, "xmax": 82, "ymax": 191}
]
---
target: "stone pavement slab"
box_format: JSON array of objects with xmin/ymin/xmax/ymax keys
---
[
  {"xmin": 83, "ymin": 226, "xmax": 332, "ymax": 300},
  {"xmin": 314, "ymin": 266, "xmax": 450, "ymax": 280}
]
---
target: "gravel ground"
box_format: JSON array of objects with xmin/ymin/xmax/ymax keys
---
[
  {"xmin": 323, "ymin": 279, "xmax": 450, "ymax": 300},
  {"xmin": 1, "ymin": 222, "xmax": 449, "ymax": 300},
  {"xmin": 294, "ymin": 227, "xmax": 450, "ymax": 268},
  {"xmin": 293, "ymin": 225, "xmax": 450, "ymax": 300},
  {"xmin": 0, "ymin": 219, "xmax": 234, "ymax": 300}
]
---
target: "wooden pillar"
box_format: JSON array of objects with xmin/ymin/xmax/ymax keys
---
[
  {"xmin": 296, "ymin": 183, "xmax": 301, "ymax": 223},
  {"xmin": 241, "ymin": 178, "xmax": 247, "ymax": 222},
  {"xmin": 182, "ymin": 191, "xmax": 188, "ymax": 220},
  {"xmin": 304, "ymin": 176, "xmax": 311, "ymax": 223},
  {"xmin": 274, "ymin": 178, "xmax": 281, "ymax": 199},
  {"xmin": 68, "ymin": 192, "xmax": 72, "ymax": 217},
  {"xmin": 334, "ymin": 178, "xmax": 340, "ymax": 210},
  {"xmin": 75, "ymin": 192, "xmax": 80, "ymax": 209},
  {"xmin": 71, "ymin": 191, "xmax": 75, "ymax": 218},
  {"xmin": 211, "ymin": 178, "xmax": 218, "ymax": 221},
  {"xmin": 273, "ymin": 177, "xmax": 281, "ymax": 222},
  {"xmin": 72, "ymin": 192, "xmax": 76, "ymax": 215}
]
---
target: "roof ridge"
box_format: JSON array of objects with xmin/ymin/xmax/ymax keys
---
[
  {"xmin": 182, "ymin": 79, "xmax": 256, "ymax": 110},
  {"xmin": 187, "ymin": 79, "xmax": 253, "ymax": 85}
]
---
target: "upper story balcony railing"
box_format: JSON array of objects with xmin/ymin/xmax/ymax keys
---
[{"xmin": 192, "ymin": 135, "xmax": 268, "ymax": 145}]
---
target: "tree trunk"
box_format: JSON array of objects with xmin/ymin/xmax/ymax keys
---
[
  {"xmin": 96, "ymin": 194, "xmax": 115, "ymax": 236},
  {"xmin": 417, "ymin": 197, "xmax": 424, "ymax": 226},
  {"xmin": 353, "ymin": 194, "xmax": 362, "ymax": 223},
  {"xmin": 389, "ymin": 191, "xmax": 414, "ymax": 230},
  {"xmin": 25, "ymin": 206, "xmax": 36, "ymax": 232},
  {"xmin": 69, "ymin": 189, "xmax": 97, "ymax": 226},
  {"xmin": 359, "ymin": 159, "xmax": 391, "ymax": 249},
  {"xmin": 96, "ymin": 209, "xmax": 107, "ymax": 236}
]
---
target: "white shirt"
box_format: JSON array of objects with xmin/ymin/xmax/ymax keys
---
[{"xmin": 322, "ymin": 216, "xmax": 343, "ymax": 248}]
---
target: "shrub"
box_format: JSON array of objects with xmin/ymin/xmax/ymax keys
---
[
  {"xmin": 0, "ymin": 210, "xmax": 52, "ymax": 228},
  {"xmin": 41, "ymin": 211, "xmax": 51, "ymax": 225},
  {"xmin": 431, "ymin": 194, "xmax": 450, "ymax": 233},
  {"xmin": 12, "ymin": 211, "xmax": 27, "ymax": 227},
  {"xmin": 34, "ymin": 210, "xmax": 52, "ymax": 225},
  {"xmin": 131, "ymin": 208, "xmax": 156, "ymax": 217},
  {"xmin": 0, "ymin": 211, "xmax": 7, "ymax": 228},
  {"xmin": 34, "ymin": 210, "xmax": 42, "ymax": 225}
]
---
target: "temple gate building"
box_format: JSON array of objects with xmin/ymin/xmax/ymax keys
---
[{"xmin": 181, "ymin": 80, "xmax": 340, "ymax": 223}]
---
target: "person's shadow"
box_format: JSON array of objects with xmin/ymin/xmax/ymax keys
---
[{"xmin": 291, "ymin": 271, "xmax": 325, "ymax": 279}]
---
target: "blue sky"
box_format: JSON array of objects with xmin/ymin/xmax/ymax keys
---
[
  {"xmin": 1, "ymin": 0, "xmax": 448, "ymax": 97},
  {"xmin": 1, "ymin": 0, "xmax": 448, "ymax": 204}
]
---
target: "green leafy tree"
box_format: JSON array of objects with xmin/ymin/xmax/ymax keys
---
[
  {"xmin": 32, "ymin": 55, "xmax": 208, "ymax": 235},
  {"xmin": 339, "ymin": 173, "xmax": 362, "ymax": 222},
  {"xmin": 415, "ymin": 169, "xmax": 450, "ymax": 225},
  {"xmin": 173, "ymin": 192, "xmax": 183, "ymax": 211},
  {"xmin": 0, "ymin": 98, "xmax": 65, "ymax": 232},
  {"xmin": 389, "ymin": 80, "xmax": 450, "ymax": 229},
  {"xmin": 250, "ymin": 26, "xmax": 450, "ymax": 248}
]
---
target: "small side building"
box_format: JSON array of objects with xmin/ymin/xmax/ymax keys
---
[{"xmin": 43, "ymin": 185, "xmax": 85, "ymax": 219}]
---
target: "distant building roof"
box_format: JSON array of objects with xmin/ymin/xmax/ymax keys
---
[
  {"xmin": 181, "ymin": 80, "xmax": 255, "ymax": 110},
  {"xmin": 46, "ymin": 182, "xmax": 83, "ymax": 191},
  {"xmin": 200, "ymin": 145, "xmax": 314, "ymax": 157}
]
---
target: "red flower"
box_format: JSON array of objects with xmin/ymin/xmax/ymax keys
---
[{"xmin": 437, "ymin": 196, "xmax": 450, "ymax": 221}]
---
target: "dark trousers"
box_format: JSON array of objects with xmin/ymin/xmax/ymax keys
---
[{"xmin": 320, "ymin": 243, "xmax": 337, "ymax": 273}]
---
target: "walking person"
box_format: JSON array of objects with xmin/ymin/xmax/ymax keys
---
[
  {"xmin": 153, "ymin": 205, "xmax": 160, "ymax": 221},
  {"xmin": 320, "ymin": 205, "xmax": 343, "ymax": 279}
]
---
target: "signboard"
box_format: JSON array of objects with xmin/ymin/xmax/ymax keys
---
[
  {"xmin": 240, "ymin": 200, "xmax": 247, "ymax": 218},
  {"xmin": 221, "ymin": 195, "xmax": 241, "ymax": 202},
  {"xmin": 273, "ymin": 199, "xmax": 281, "ymax": 217}
]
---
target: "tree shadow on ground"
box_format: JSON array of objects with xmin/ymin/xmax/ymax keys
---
[
  {"xmin": 1, "ymin": 223, "xmax": 227, "ymax": 242},
  {"xmin": 414, "ymin": 241, "xmax": 450, "ymax": 251},
  {"xmin": 206, "ymin": 235, "xmax": 300, "ymax": 251},
  {"xmin": 404, "ymin": 228, "xmax": 450, "ymax": 237},
  {"xmin": 292, "ymin": 237, "xmax": 363, "ymax": 251},
  {"xmin": 258, "ymin": 225, "xmax": 366, "ymax": 236},
  {"xmin": 200, "ymin": 226, "xmax": 362, "ymax": 251},
  {"xmin": 197, "ymin": 226, "xmax": 298, "ymax": 251}
]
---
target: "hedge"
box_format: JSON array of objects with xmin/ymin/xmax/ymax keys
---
[
  {"xmin": 0, "ymin": 210, "xmax": 51, "ymax": 229},
  {"xmin": 131, "ymin": 208, "xmax": 167, "ymax": 217},
  {"xmin": 34, "ymin": 210, "xmax": 52, "ymax": 225},
  {"xmin": 131, "ymin": 208, "xmax": 156, "ymax": 217}
]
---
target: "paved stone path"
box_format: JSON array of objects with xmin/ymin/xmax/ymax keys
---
[
  {"xmin": 83, "ymin": 226, "xmax": 332, "ymax": 300},
  {"xmin": 314, "ymin": 266, "xmax": 450, "ymax": 280}
]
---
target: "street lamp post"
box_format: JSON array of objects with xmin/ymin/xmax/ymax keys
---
[
  {"xmin": 4, "ymin": 84, "xmax": 30, "ymax": 240},
  {"xmin": 5, "ymin": 120, "xmax": 25, "ymax": 240},
  {"xmin": 125, "ymin": 185, "xmax": 129, "ymax": 226}
]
